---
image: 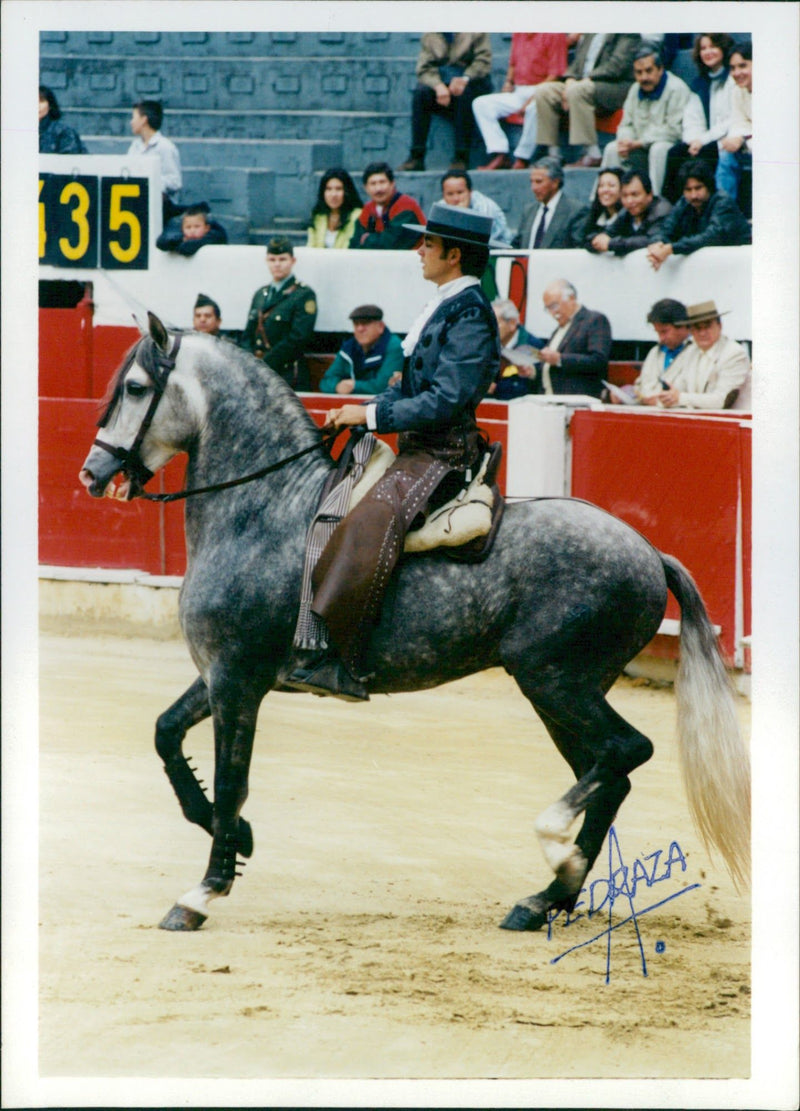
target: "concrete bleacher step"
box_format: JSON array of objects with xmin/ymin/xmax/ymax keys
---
[
  {"xmin": 86, "ymin": 135, "xmax": 343, "ymax": 220},
  {"xmin": 42, "ymin": 29, "xmax": 512, "ymax": 59}
]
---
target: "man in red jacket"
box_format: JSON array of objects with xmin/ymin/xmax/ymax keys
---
[{"xmin": 350, "ymin": 162, "xmax": 426, "ymax": 250}]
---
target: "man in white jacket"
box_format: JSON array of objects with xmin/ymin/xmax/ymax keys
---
[{"xmin": 640, "ymin": 300, "xmax": 750, "ymax": 410}]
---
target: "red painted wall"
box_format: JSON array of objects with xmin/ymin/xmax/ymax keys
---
[{"xmin": 570, "ymin": 410, "xmax": 750, "ymax": 662}]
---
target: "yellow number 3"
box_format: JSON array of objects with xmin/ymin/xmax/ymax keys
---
[
  {"xmin": 58, "ymin": 181, "xmax": 91, "ymax": 261},
  {"xmin": 108, "ymin": 183, "xmax": 142, "ymax": 263}
]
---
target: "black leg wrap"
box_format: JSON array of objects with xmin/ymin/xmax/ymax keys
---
[
  {"xmin": 163, "ymin": 755, "xmax": 254, "ymax": 857},
  {"xmin": 204, "ymin": 830, "xmax": 245, "ymax": 893},
  {"xmin": 163, "ymin": 754, "xmax": 213, "ymax": 832}
]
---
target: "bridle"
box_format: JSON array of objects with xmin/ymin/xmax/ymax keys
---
[
  {"xmin": 93, "ymin": 332, "xmax": 183, "ymax": 494},
  {"xmin": 92, "ymin": 330, "xmax": 340, "ymax": 503}
]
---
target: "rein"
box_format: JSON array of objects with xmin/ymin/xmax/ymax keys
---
[{"xmin": 139, "ymin": 430, "xmax": 342, "ymax": 503}]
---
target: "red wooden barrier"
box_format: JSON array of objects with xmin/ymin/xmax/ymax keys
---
[
  {"xmin": 39, "ymin": 304, "xmax": 93, "ymax": 398},
  {"xmin": 570, "ymin": 409, "xmax": 749, "ymax": 663}
]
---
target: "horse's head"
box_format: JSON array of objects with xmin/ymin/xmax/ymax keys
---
[{"xmin": 79, "ymin": 312, "xmax": 204, "ymax": 500}]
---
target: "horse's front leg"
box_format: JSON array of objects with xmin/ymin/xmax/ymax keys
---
[
  {"xmin": 159, "ymin": 680, "xmax": 261, "ymax": 931},
  {"xmin": 155, "ymin": 675, "xmax": 254, "ymax": 858}
]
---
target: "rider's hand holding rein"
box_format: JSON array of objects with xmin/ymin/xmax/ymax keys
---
[{"xmin": 325, "ymin": 405, "xmax": 368, "ymax": 430}]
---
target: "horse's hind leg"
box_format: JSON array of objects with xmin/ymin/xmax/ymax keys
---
[
  {"xmin": 155, "ymin": 676, "xmax": 253, "ymax": 858},
  {"xmin": 502, "ymin": 677, "xmax": 653, "ymax": 932}
]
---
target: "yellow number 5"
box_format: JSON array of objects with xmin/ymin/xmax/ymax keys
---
[
  {"xmin": 39, "ymin": 178, "xmax": 48, "ymax": 258},
  {"xmin": 108, "ymin": 183, "xmax": 142, "ymax": 263},
  {"xmin": 58, "ymin": 181, "xmax": 91, "ymax": 261}
]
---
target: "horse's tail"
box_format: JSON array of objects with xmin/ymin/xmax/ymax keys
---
[{"xmin": 662, "ymin": 553, "xmax": 751, "ymax": 888}]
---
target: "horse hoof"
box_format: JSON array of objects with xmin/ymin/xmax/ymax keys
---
[
  {"xmin": 158, "ymin": 903, "xmax": 208, "ymax": 931},
  {"xmin": 500, "ymin": 900, "xmax": 548, "ymax": 932},
  {"xmin": 237, "ymin": 818, "xmax": 254, "ymax": 858}
]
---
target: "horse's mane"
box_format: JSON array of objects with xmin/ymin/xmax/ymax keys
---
[
  {"xmin": 97, "ymin": 328, "xmax": 323, "ymax": 446},
  {"xmin": 96, "ymin": 338, "xmax": 142, "ymax": 428}
]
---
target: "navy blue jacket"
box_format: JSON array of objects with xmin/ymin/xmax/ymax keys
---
[{"xmin": 374, "ymin": 285, "xmax": 500, "ymax": 434}]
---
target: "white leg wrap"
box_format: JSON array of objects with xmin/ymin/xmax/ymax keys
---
[{"xmin": 177, "ymin": 882, "xmax": 222, "ymax": 917}]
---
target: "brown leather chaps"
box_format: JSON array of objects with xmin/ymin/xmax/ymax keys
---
[{"xmin": 310, "ymin": 425, "xmax": 485, "ymax": 679}]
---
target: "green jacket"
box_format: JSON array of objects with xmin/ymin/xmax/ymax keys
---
[
  {"xmin": 319, "ymin": 331, "xmax": 404, "ymax": 395},
  {"xmin": 240, "ymin": 278, "xmax": 318, "ymax": 388}
]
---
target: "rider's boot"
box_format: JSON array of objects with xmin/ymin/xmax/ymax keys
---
[{"xmin": 284, "ymin": 651, "xmax": 370, "ymax": 703}]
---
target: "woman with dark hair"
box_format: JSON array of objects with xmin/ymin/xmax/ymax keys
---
[
  {"xmin": 580, "ymin": 167, "xmax": 624, "ymax": 247},
  {"xmin": 39, "ymin": 85, "xmax": 87, "ymax": 154},
  {"xmin": 661, "ymin": 33, "xmax": 735, "ymax": 203},
  {"xmin": 306, "ymin": 169, "xmax": 363, "ymax": 248}
]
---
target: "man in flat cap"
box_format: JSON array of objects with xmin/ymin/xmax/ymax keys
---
[
  {"xmin": 240, "ymin": 236, "xmax": 318, "ymax": 390},
  {"xmin": 319, "ymin": 305, "xmax": 404, "ymax": 396},
  {"xmin": 287, "ymin": 203, "xmax": 502, "ymax": 701},
  {"xmin": 639, "ymin": 300, "xmax": 751, "ymax": 409},
  {"xmin": 192, "ymin": 293, "xmax": 222, "ymax": 336}
]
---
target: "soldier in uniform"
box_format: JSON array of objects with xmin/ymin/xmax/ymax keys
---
[{"xmin": 240, "ymin": 236, "xmax": 318, "ymax": 391}]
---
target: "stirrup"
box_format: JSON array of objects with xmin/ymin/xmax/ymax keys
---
[{"xmin": 284, "ymin": 654, "xmax": 370, "ymax": 703}]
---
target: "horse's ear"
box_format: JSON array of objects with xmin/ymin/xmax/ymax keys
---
[{"xmin": 148, "ymin": 312, "xmax": 170, "ymax": 352}]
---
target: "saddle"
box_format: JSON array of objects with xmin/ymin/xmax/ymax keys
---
[
  {"xmin": 292, "ymin": 433, "xmax": 504, "ymax": 653},
  {"xmin": 344, "ymin": 433, "xmax": 504, "ymax": 562}
]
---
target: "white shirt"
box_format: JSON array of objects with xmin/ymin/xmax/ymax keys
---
[
  {"xmin": 581, "ymin": 34, "xmax": 606, "ymax": 77},
  {"xmin": 365, "ymin": 275, "xmax": 480, "ymax": 429},
  {"xmin": 527, "ymin": 188, "xmax": 563, "ymax": 249},
  {"xmin": 127, "ymin": 132, "xmax": 183, "ymax": 195}
]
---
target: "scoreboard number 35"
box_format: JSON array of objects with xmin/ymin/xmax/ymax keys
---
[{"xmin": 39, "ymin": 174, "xmax": 149, "ymax": 269}]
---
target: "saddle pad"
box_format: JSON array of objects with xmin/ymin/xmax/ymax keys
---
[{"xmin": 347, "ymin": 436, "xmax": 493, "ymax": 553}]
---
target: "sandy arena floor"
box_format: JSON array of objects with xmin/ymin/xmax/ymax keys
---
[{"xmin": 38, "ymin": 627, "xmax": 751, "ymax": 1081}]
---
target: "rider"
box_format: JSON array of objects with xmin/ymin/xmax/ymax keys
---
[{"xmin": 287, "ymin": 202, "xmax": 502, "ymax": 701}]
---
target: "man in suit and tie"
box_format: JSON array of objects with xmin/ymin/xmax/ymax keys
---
[
  {"xmin": 512, "ymin": 157, "xmax": 588, "ymax": 249},
  {"xmin": 537, "ymin": 278, "xmax": 612, "ymax": 397}
]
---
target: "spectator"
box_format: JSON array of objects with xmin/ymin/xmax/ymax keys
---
[
  {"xmin": 350, "ymin": 162, "xmax": 426, "ymax": 250},
  {"xmin": 156, "ymin": 203, "xmax": 228, "ymax": 255},
  {"xmin": 661, "ymin": 33, "xmax": 736, "ymax": 203},
  {"xmin": 127, "ymin": 99, "xmax": 183, "ymax": 221},
  {"xmin": 240, "ymin": 235, "xmax": 317, "ymax": 391},
  {"xmin": 537, "ymin": 278, "xmax": 612, "ymax": 397},
  {"xmin": 39, "ymin": 86, "xmax": 87, "ymax": 154},
  {"xmin": 716, "ymin": 43, "xmax": 752, "ymax": 205},
  {"xmin": 306, "ymin": 169, "xmax": 363, "ymax": 249},
  {"xmin": 512, "ymin": 157, "xmax": 588, "ymax": 249},
  {"xmin": 599, "ymin": 45, "xmax": 691, "ymax": 196},
  {"xmin": 473, "ymin": 34, "xmax": 569, "ymax": 170},
  {"xmin": 647, "ymin": 158, "xmax": 751, "ymax": 271},
  {"xmin": 635, "ymin": 298, "xmax": 693, "ymax": 404},
  {"xmin": 530, "ymin": 34, "xmax": 641, "ymax": 168},
  {"xmin": 589, "ymin": 168, "xmax": 671, "ymax": 255},
  {"xmin": 192, "ymin": 293, "xmax": 222, "ymax": 336},
  {"xmin": 490, "ymin": 299, "xmax": 546, "ymax": 399},
  {"xmin": 319, "ymin": 304, "xmax": 404, "ymax": 396},
  {"xmin": 440, "ymin": 169, "xmax": 513, "ymax": 246},
  {"xmin": 398, "ymin": 33, "xmax": 493, "ymax": 172},
  {"xmin": 641, "ymin": 300, "xmax": 750, "ymax": 409},
  {"xmin": 578, "ymin": 167, "xmax": 624, "ymax": 245}
]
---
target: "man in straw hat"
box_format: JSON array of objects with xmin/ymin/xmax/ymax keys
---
[
  {"xmin": 286, "ymin": 203, "xmax": 503, "ymax": 701},
  {"xmin": 638, "ymin": 299, "xmax": 750, "ymax": 409}
]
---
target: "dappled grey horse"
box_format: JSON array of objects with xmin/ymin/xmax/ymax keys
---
[{"xmin": 79, "ymin": 314, "xmax": 750, "ymax": 933}]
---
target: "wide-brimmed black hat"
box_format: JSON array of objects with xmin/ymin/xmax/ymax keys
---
[{"xmin": 404, "ymin": 202, "xmax": 507, "ymax": 249}]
